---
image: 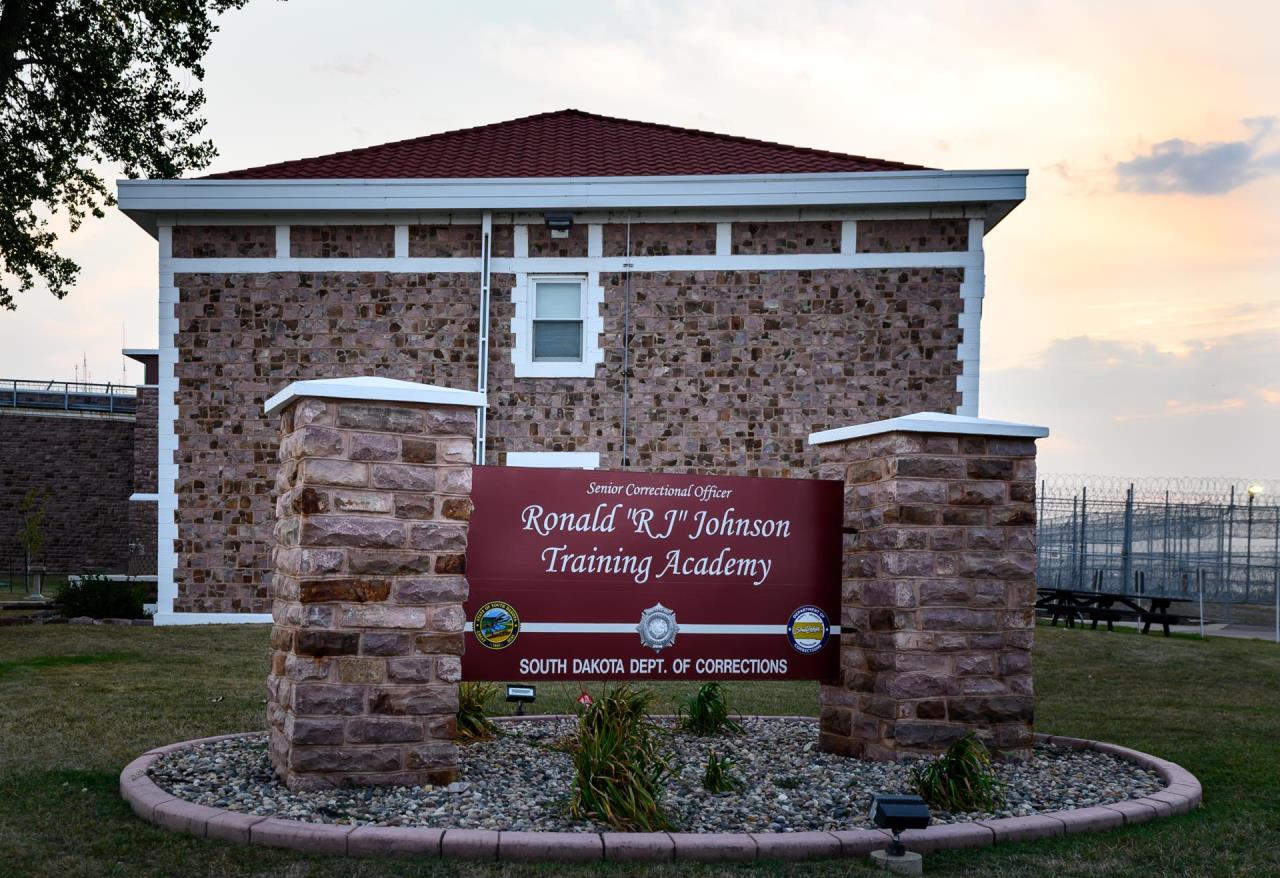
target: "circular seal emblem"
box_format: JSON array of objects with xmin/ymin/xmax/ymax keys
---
[
  {"xmin": 787, "ymin": 605, "xmax": 830, "ymax": 654},
  {"xmin": 474, "ymin": 600, "xmax": 520, "ymax": 650},
  {"xmin": 636, "ymin": 603, "xmax": 678, "ymax": 652}
]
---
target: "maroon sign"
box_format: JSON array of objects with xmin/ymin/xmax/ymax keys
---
[{"xmin": 463, "ymin": 467, "xmax": 842, "ymax": 681}]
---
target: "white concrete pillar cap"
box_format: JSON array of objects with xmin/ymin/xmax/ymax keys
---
[
  {"xmin": 264, "ymin": 376, "xmax": 486, "ymax": 416},
  {"xmin": 808, "ymin": 411, "xmax": 1049, "ymax": 446}
]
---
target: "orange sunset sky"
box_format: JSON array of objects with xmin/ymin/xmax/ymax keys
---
[{"xmin": 1, "ymin": 0, "xmax": 1276, "ymax": 479}]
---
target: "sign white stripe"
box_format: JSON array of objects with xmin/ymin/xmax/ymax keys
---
[{"xmin": 462, "ymin": 622, "xmax": 842, "ymax": 635}]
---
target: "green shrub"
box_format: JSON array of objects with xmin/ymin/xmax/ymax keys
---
[
  {"xmin": 676, "ymin": 681, "xmax": 744, "ymax": 736},
  {"xmin": 569, "ymin": 684, "xmax": 673, "ymax": 831},
  {"xmin": 455, "ymin": 682, "xmax": 501, "ymax": 742},
  {"xmin": 701, "ymin": 749, "xmax": 744, "ymax": 793},
  {"xmin": 57, "ymin": 575, "xmax": 147, "ymax": 619},
  {"xmin": 909, "ymin": 733, "xmax": 1005, "ymax": 812}
]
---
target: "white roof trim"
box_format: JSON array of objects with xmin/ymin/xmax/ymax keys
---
[
  {"xmin": 263, "ymin": 375, "xmax": 486, "ymax": 416},
  {"xmin": 117, "ymin": 169, "xmax": 1026, "ymax": 235},
  {"xmin": 808, "ymin": 411, "xmax": 1049, "ymax": 445}
]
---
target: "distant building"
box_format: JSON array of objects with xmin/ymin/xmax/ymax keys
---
[{"xmin": 117, "ymin": 110, "xmax": 1026, "ymax": 623}]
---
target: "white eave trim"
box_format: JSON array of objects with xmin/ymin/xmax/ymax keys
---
[
  {"xmin": 117, "ymin": 169, "xmax": 1026, "ymax": 232},
  {"xmin": 808, "ymin": 411, "xmax": 1049, "ymax": 445},
  {"xmin": 264, "ymin": 375, "xmax": 487, "ymax": 416}
]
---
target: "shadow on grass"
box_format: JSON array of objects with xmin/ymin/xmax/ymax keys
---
[{"xmin": 0, "ymin": 651, "xmax": 138, "ymax": 678}]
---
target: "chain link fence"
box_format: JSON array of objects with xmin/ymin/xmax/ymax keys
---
[{"xmin": 1037, "ymin": 475, "xmax": 1280, "ymax": 631}]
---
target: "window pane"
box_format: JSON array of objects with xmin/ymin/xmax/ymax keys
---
[
  {"xmin": 535, "ymin": 282, "xmax": 581, "ymax": 319},
  {"xmin": 533, "ymin": 320, "xmax": 583, "ymax": 360}
]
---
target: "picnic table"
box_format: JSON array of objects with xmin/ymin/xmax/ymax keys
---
[{"xmin": 1034, "ymin": 587, "xmax": 1196, "ymax": 637}]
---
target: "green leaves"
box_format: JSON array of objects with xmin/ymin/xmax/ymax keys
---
[
  {"xmin": 0, "ymin": 0, "xmax": 252, "ymax": 309},
  {"xmin": 568, "ymin": 684, "xmax": 673, "ymax": 831},
  {"xmin": 455, "ymin": 681, "xmax": 500, "ymax": 743},
  {"xmin": 676, "ymin": 681, "xmax": 744, "ymax": 736},
  {"xmin": 909, "ymin": 733, "xmax": 1006, "ymax": 813},
  {"xmin": 701, "ymin": 749, "xmax": 744, "ymax": 793}
]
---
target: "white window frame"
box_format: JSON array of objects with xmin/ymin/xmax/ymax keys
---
[
  {"xmin": 506, "ymin": 451, "xmax": 600, "ymax": 469},
  {"xmin": 511, "ymin": 272, "xmax": 605, "ymax": 378}
]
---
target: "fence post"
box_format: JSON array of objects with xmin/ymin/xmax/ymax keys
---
[
  {"xmin": 1080, "ymin": 486, "xmax": 1089, "ymax": 591},
  {"xmin": 1225, "ymin": 486, "xmax": 1235, "ymax": 625},
  {"xmin": 1198, "ymin": 570, "xmax": 1205, "ymax": 639},
  {"xmin": 1121, "ymin": 484, "xmax": 1134, "ymax": 594}
]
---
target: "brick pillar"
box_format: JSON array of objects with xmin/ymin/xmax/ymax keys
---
[
  {"xmin": 813, "ymin": 413, "xmax": 1048, "ymax": 761},
  {"xmin": 263, "ymin": 378, "xmax": 484, "ymax": 791}
]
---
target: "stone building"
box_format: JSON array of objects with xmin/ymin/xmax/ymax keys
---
[{"xmin": 117, "ymin": 109, "xmax": 1026, "ymax": 624}]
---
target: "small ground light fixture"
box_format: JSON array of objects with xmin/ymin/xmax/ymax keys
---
[
  {"xmin": 869, "ymin": 793, "xmax": 931, "ymax": 874},
  {"xmin": 505, "ymin": 684, "xmax": 536, "ymax": 715}
]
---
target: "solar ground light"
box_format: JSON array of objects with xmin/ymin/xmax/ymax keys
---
[
  {"xmin": 868, "ymin": 793, "xmax": 931, "ymax": 874},
  {"xmin": 505, "ymin": 684, "xmax": 536, "ymax": 715}
]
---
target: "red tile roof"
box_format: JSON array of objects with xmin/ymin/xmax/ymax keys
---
[{"xmin": 205, "ymin": 109, "xmax": 929, "ymax": 180}]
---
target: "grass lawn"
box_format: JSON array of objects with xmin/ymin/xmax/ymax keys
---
[{"xmin": 0, "ymin": 623, "xmax": 1276, "ymax": 877}]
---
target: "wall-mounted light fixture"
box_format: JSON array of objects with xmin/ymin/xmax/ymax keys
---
[{"xmin": 544, "ymin": 213, "xmax": 574, "ymax": 239}]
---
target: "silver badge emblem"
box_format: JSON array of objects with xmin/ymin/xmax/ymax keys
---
[{"xmin": 637, "ymin": 603, "xmax": 678, "ymax": 652}]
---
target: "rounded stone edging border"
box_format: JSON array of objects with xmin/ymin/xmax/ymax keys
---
[{"xmin": 119, "ymin": 720, "xmax": 1203, "ymax": 863}]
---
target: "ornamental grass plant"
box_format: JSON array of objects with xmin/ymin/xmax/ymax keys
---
[
  {"xmin": 568, "ymin": 684, "xmax": 673, "ymax": 831},
  {"xmin": 909, "ymin": 733, "xmax": 1006, "ymax": 812},
  {"xmin": 676, "ymin": 680, "xmax": 744, "ymax": 736},
  {"xmin": 455, "ymin": 682, "xmax": 501, "ymax": 742},
  {"xmin": 701, "ymin": 749, "xmax": 744, "ymax": 793}
]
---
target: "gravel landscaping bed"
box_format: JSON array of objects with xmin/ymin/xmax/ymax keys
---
[{"xmin": 148, "ymin": 718, "xmax": 1165, "ymax": 833}]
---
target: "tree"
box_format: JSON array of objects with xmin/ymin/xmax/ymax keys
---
[
  {"xmin": 0, "ymin": 0, "xmax": 251, "ymax": 310},
  {"xmin": 17, "ymin": 487, "xmax": 46, "ymax": 573}
]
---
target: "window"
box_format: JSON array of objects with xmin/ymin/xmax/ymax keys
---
[
  {"xmin": 512, "ymin": 273, "xmax": 603, "ymax": 378},
  {"xmin": 531, "ymin": 278, "xmax": 584, "ymax": 362}
]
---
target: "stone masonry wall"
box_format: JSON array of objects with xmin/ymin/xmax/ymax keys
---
[
  {"xmin": 266, "ymin": 396, "xmax": 473, "ymax": 791},
  {"xmin": 487, "ymin": 268, "xmax": 965, "ymax": 477},
  {"xmin": 170, "ymin": 221, "xmax": 968, "ymax": 613},
  {"xmin": 172, "ymin": 226, "xmax": 275, "ymax": 258},
  {"xmin": 602, "ymin": 222, "xmax": 717, "ymax": 256},
  {"xmin": 858, "ymin": 219, "xmax": 969, "ymax": 253},
  {"xmin": 732, "ymin": 221, "xmax": 842, "ymax": 254},
  {"xmin": 290, "ymin": 226, "xmax": 396, "ymax": 258},
  {"xmin": 171, "ymin": 271, "xmax": 482, "ymax": 613},
  {"xmin": 816, "ymin": 430, "xmax": 1037, "ymax": 761},
  {"xmin": 0, "ymin": 411, "xmax": 134, "ymax": 574},
  {"xmin": 408, "ymin": 225, "xmax": 515, "ymax": 258}
]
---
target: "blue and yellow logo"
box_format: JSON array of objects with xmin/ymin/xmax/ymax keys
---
[
  {"xmin": 474, "ymin": 600, "xmax": 521, "ymax": 650},
  {"xmin": 786, "ymin": 605, "xmax": 830, "ymax": 654}
]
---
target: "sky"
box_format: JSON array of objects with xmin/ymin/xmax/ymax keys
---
[{"xmin": 1, "ymin": 0, "xmax": 1276, "ymax": 481}]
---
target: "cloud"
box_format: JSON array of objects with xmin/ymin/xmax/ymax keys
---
[
  {"xmin": 310, "ymin": 54, "xmax": 384, "ymax": 77},
  {"xmin": 1115, "ymin": 117, "xmax": 1280, "ymax": 194},
  {"xmin": 982, "ymin": 331, "xmax": 1280, "ymax": 477}
]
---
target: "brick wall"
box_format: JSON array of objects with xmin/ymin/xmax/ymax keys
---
[
  {"xmin": 0, "ymin": 411, "xmax": 135, "ymax": 574},
  {"xmin": 168, "ymin": 220, "xmax": 969, "ymax": 613},
  {"xmin": 129, "ymin": 387, "xmax": 158, "ymax": 576}
]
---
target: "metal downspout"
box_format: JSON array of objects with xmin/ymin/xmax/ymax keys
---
[{"xmin": 476, "ymin": 211, "xmax": 492, "ymax": 464}]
